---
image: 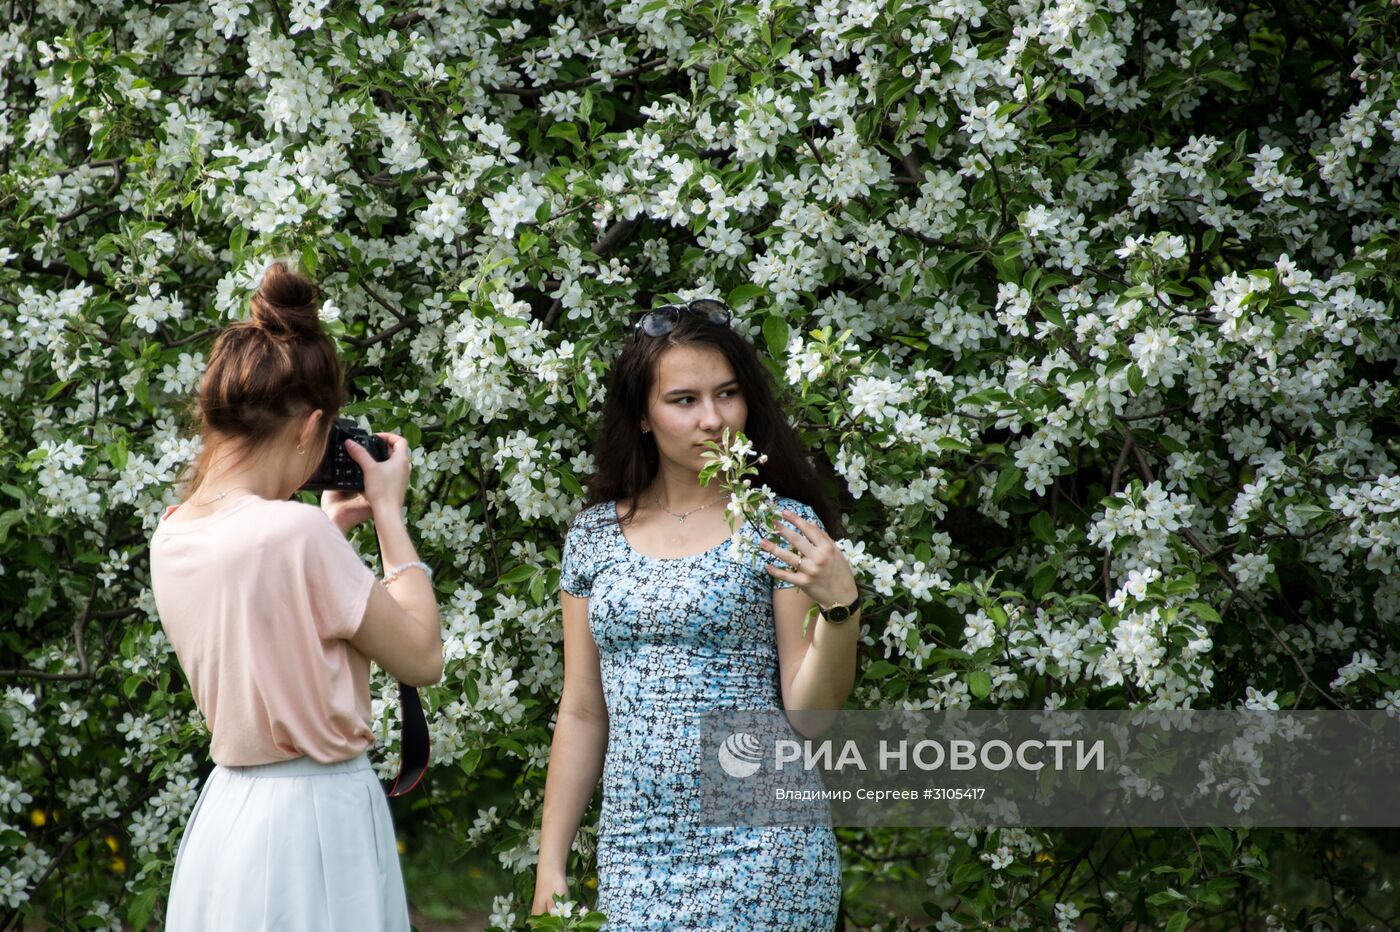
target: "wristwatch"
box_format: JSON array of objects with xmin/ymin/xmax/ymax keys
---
[{"xmin": 820, "ymin": 588, "xmax": 863, "ymax": 625}]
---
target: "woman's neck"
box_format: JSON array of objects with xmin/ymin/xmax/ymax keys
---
[
  {"xmin": 189, "ymin": 465, "xmax": 288, "ymax": 505},
  {"xmin": 645, "ymin": 468, "xmax": 728, "ymax": 514}
]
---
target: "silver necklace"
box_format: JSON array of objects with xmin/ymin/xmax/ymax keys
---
[
  {"xmin": 652, "ymin": 490, "xmax": 728, "ymax": 524},
  {"xmin": 192, "ymin": 485, "xmax": 257, "ymax": 507}
]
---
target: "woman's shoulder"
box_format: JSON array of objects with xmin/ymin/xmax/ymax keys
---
[
  {"xmin": 231, "ymin": 497, "xmax": 342, "ymax": 546},
  {"xmin": 772, "ymin": 495, "xmax": 819, "ymax": 522},
  {"xmin": 571, "ymin": 500, "xmax": 616, "ymax": 523},
  {"xmin": 569, "ymin": 500, "xmax": 619, "ymax": 535},
  {"xmin": 155, "ymin": 493, "xmax": 308, "ymax": 534}
]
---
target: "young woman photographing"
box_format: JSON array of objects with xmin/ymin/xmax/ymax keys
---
[
  {"xmin": 532, "ymin": 301, "xmax": 862, "ymax": 929},
  {"xmin": 149, "ymin": 262, "xmax": 442, "ymax": 931}
]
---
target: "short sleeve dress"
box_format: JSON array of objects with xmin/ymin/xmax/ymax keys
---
[{"xmin": 560, "ymin": 495, "xmax": 841, "ymax": 930}]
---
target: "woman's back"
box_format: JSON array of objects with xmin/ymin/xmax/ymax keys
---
[{"xmin": 151, "ymin": 494, "xmax": 376, "ymax": 766}]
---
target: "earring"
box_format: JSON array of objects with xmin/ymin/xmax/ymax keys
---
[
  {"xmin": 641, "ymin": 426, "xmax": 650, "ymax": 434},
  {"xmin": 296, "ymin": 445, "xmax": 306, "ymax": 455}
]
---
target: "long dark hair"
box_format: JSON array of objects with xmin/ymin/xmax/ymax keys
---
[
  {"xmin": 180, "ymin": 262, "xmax": 346, "ymax": 497},
  {"xmin": 585, "ymin": 312, "xmax": 844, "ymax": 537}
]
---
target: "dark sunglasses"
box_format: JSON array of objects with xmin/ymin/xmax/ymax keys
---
[{"xmin": 634, "ymin": 299, "xmax": 732, "ymax": 337}]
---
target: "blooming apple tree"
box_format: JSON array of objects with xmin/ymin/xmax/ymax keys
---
[{"xmin": 2, "ymin": 0, "xmax": 1399, "ymax": 928}]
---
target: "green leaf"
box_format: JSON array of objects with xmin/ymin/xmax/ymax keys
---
[
  {"xmin": 0, "ymin": 510, "xmax": 22, "ymax": 544},
  {"xmin": 1186, "ymin": 601, "xmax": 1220, "ymax": 623},
  {"xmin": 864, "ymin": 660, "xmax": 899, "ymax": 679},
  {"xmin": 993, "ymin": 466, "xmax": 1022, "ymax": 502},
  {"xmin": 967, "ymin": 670, "xmax": 992, "ymax": 699},
  {"xmin": 1156, "ymin": 433, "xmax": 1187, "ymax": 453},
  {"xmin": 951, "ymin": 862, "xmax": 985, "ymax": 886},
  {"xmin": 105, "ymin": 437, "xmax": 129, "ymax": 470},
  {"xmin": 1030, "ymin": 511, "xmax": 1054, "ymax": 545},
  {"xmin": 128, "ymin": 887, "xmax": 159, "ymax": 930},
  {"xmin": 63, "ymin": 248, "xmax": 89, "ymax": 277},
  {"xmin": 762, "ymin": 315, "xmax": 789, "ymax": 357},
  {"xmin": 546, "ymin": 122, "xmax": 580, "ymax": 144},
  {"xmin": 727, "ymin": 283, "xmax": 765, "ymax": 306},
  {"xmin": 1290, "ymin": 504, "xmax": 1329, "ymax": 523},
  {"xmin": 709, "ymin": 60, "xmax": 728, "ymax": 89},
  {"xmin": 883, "ymin": 77, "xmax": 916, "ymax": 108},
  {"xmin": 498, "ymin": 564, "xmax": 535, "ymax": 585},
  {"xmin": 558, "ymin": 470, "xmax": 584, "ymax": 498},
  {"xmin": 960, "ymin": 388, "xmax": 1013, "ymax": 407},
  {"xmin": 1204, "ymin": 70, "xmax": 1249, "ymax": 93},
  {"xmin": 1166, "ymin": 910, "xmax": 1191, "ymax": 932}
]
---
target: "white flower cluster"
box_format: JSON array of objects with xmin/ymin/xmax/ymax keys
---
[{"xmin": 1088, "ymin": 482, "xmax": 1194, "ymax": 572}]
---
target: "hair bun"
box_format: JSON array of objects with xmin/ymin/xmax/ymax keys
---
[{"xmin": 250, "ymin": 261, "xmax": 321, "ymax": 337}]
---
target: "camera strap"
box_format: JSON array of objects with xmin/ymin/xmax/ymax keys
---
[{"xmin": 386, "ymin": 682, "xmax": 430, "ymax": 797}]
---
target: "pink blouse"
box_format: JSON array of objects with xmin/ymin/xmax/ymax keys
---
[{"xmin": 150, "ymin": 495, "xmax": 377, "ymax": 766}]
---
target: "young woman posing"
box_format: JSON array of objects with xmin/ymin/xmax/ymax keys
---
[
  {"xmin": 149, "ymin": 262, "xmax": 442, "ymax": 931},
  {"xmin": 532, "ymin": 301, "xmax": 863, "ymax": 929}
]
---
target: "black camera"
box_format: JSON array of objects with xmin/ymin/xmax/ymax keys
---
[{"xmin": 300, "ymin": 419, "xmax": 390, "ymax": 492}]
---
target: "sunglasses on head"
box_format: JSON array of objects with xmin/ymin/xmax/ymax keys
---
[{"xmin": 633, "ymin": 299, "xmax": 732, "ymax": 337}]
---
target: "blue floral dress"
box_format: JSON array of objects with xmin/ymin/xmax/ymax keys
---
[{"xmin": 560, "ymin": 496, "xmax": 841, "ymax": 930}]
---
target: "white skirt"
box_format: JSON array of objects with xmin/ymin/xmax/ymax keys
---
[{"xmin": 166, "ymin": 752, "xmax": 410, "ymax": 931}]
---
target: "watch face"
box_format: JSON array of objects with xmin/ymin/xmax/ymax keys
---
[{"xmin": 826, "ymin": 605, "xmax": 851, "ymax": 622}]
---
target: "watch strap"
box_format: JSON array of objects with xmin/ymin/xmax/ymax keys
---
[{"xmin": 821, "ymin": 589, "xmax": 863, "ymax": 624}]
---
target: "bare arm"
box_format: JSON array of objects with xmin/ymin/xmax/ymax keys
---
[
  {"xmin": 347, "ymin": 507, "xmax": 442, "ymax": 686},
  {"xmin": 328, "ymin": 433, "xmax": 442, "ymax": 686},
  {"xmin": 764, "ymin": 508, "xmax": 861, "ymax": 718},
  {"xmin": 532, "ymin": 591, "xmax": 609, "ymax": 914},
  {"xmin": 774, "ymin": 586, "xmax": 860, "ymax": 710}
]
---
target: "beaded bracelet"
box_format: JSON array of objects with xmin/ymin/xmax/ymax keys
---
[{"xmin": 383, "ymin": 561, "xmax": 432, "ymax": 586}]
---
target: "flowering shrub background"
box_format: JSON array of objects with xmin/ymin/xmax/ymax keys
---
[{"xmin": 3, "ymin": 0, "xmax": 1400, "ymax": 928}]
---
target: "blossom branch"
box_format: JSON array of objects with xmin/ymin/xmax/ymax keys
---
[
  {"xmin": 1117, "ymin": 421, "xmax": 1343, "ymax": 709},
  {"xmin": 488, "ymin": 60, "xmax": 666, "ymax": 98},
  {"xmin": 0, "ymin": 573, "xmax": 100, "ymax": 682},
  {"xmin": 544, "ymin": 217, "xmax": 638, "ymax": 328}
]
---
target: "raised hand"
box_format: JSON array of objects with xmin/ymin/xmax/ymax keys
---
[{"xmin": 759, "ymin": 509, "xmax": 859, "ymax": 610}]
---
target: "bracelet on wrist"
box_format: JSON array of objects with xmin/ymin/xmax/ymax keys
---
[{"xmin": 383, "ymin": 560, "xmax": 432, "ymax": 586}]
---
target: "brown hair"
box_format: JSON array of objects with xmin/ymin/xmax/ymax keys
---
[
  {"xmin": 181, "ymin": 262, "xmax": 346, "ymax": 496},
  {"xmin": 586, "ymin": 312, "xmax": 844, "ymax": 537}
]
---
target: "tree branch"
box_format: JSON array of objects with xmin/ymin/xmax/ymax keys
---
[
  {"xmin": 489, "ymin": 60, "xmax": 666, "ymax": 98},
  {"xmin": 162, "ymin": 327, "xmax": 218, "ymax": 349},
  {"xmin": 1118, "ymin": 422, "xmax": 1344, "ymax": 710},
  {"xmin": 0, "ymin": 570, "xmax": 102, "ymax": 682},
  {"xmin": 544, "ymin": 217, "xmax": 639, "ymax": 328}
]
